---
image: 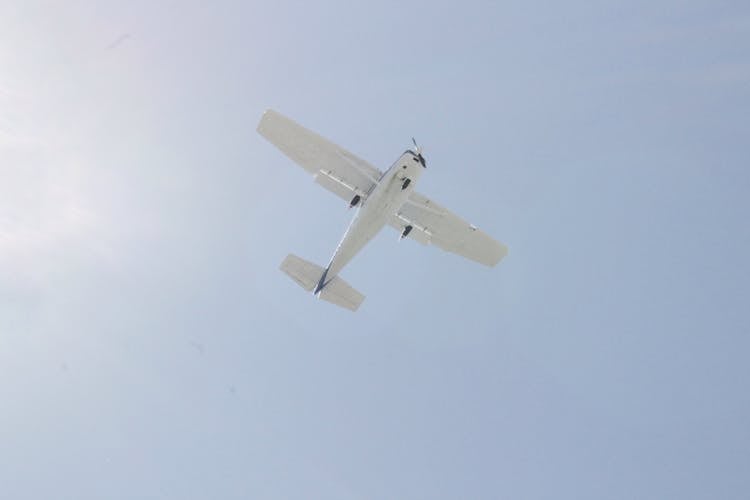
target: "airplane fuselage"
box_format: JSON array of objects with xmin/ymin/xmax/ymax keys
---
[
  {"xmin": 315, "ymin": 151, "xmax": 425, "ymax": 294},
  {"xmin": 260, "ymin": 109, "xmax": 507, "ymax": 311}
]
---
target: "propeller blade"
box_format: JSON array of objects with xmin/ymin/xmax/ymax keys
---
[
  {"xmin": 411, "ymin": 137, "xmax": 427, "ymax": 167},
  {"xmin": 411, "ymin": 137, "xmax": 422, "ymax": 155}
]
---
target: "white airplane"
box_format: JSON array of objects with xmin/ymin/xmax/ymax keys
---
[{"xmin": 257, "ymin": 110, "xmax": 508, "ymax": 311}]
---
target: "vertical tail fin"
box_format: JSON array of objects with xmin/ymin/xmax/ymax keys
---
[{"xmin": 280, "ymin": 254, "xmax": 365, "ymax": 311}]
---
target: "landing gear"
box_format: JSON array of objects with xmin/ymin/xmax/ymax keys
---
[
  {"xmin": 400, "ymin": 225, "xmax": 413, "ymax": 239},
  {"xmin": 349, "ymin": 194, "xmax": 361, "ymax": 208},
  {"xmin": 401, "ymin": 178, "xmax": 411, "ymax": 190}
]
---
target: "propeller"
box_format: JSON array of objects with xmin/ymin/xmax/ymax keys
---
[
  {"xmin": 411, "ymin": 137, "xmax": 426, "ymax": 167},
  {"xmin": 411, "ymin": 137, "xmax": 422, "ymax": 155}
]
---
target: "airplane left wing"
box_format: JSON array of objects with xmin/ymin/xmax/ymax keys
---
[
  {"xmin": 390, "ymin": 191, "xmax": 508, "ymax": 267},
  {"xmin": 257, "ymin": 109, "xmax": 382, "ymax": 203}
]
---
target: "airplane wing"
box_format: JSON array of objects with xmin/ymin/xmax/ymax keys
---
[
  {"xmin": 390, "ymin": 191, "xmax": 508, "ymax": 267},
  {"xmin": 257, "ymin": 109, "xmax": 382, "ymax": 203}
]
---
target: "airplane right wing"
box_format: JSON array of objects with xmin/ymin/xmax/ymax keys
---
[
  {"xmin": 390, "ymin": 191, "xmax": 508, "ymax": 267},
  {"xmin": 257, "ymin": 109, "xmax": 382, "ymax": 204}
]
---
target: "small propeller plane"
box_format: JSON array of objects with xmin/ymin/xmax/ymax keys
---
[{"xmin": 257, "ymin": 110, "xmax": 508, "ymax": 311}]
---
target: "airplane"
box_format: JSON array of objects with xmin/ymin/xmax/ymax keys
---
[{"xmin": 257, "ymin": 109, "xmax": 508, "ymax": 311}]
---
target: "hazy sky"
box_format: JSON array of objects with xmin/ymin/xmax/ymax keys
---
[{"xmin": 2, "ymin": 1, "xmax": 749, "ymax": 499}]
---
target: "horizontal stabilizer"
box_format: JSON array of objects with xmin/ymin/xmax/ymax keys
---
[
  {"xmin": 280, "ymin": 254, "xmax": 365, "ymax": 311},
  {"xmin": 280, "ymin": 254, "xmax": 324, "ymax": 291},
  {"xmin": 317, "ymin": 276, "xmax": 365, "ymax": 312}
]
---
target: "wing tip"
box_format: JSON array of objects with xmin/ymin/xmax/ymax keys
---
[
  {"xmin": 257, "ymin": 108, "xmax": 276, "ymax": 133},
  {"xmin": 484, "ymin": 242, "xmax": 509, "ymax": 267},
  {"xmin": 258, "ymin": 108, "xmax": 291, "ymax": 134}
]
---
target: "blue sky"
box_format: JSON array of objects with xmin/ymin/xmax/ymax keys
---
[{"xmin": 1, "ymin": 1, "xmax": 749, "ymax": 498}]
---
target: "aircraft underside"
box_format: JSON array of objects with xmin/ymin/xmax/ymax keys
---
[{"xmin": 258, "ymin": 109, "xmax": 507, "ymax": 311}]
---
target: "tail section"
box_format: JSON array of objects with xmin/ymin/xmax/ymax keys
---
[
  {"xmin": 317, "ymin": 276, "xmax": 365, "ymax": 311},
  {"xmin": 280, "ymin": 254, "xmax": 323, "ymax": 292},
  {"xmin": 280, "ymin": 254, "xmax": 365, "ymax": 311}
]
